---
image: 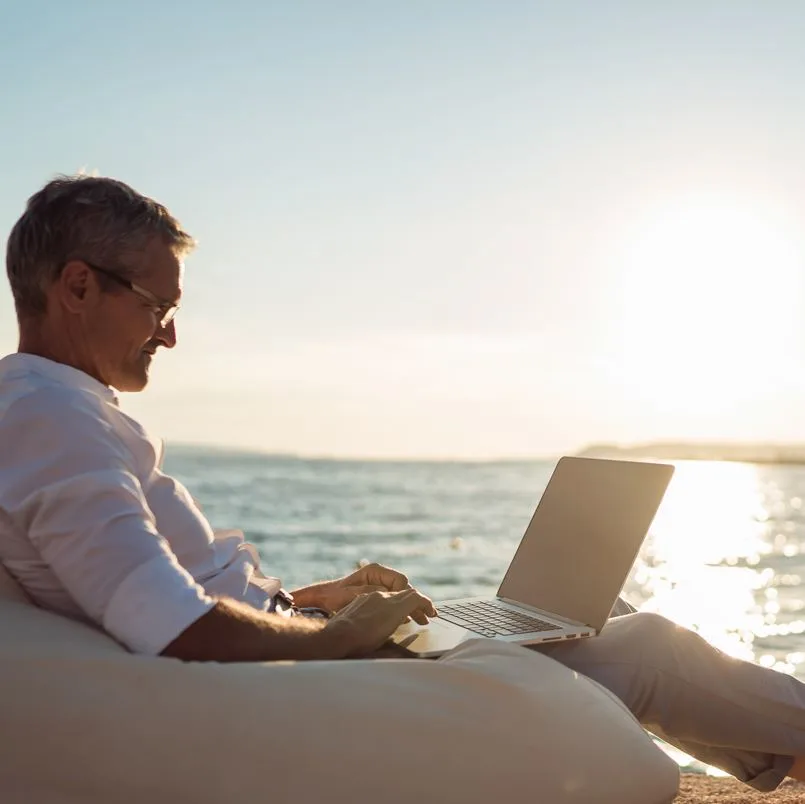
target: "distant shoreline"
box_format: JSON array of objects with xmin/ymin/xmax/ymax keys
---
[
  {"xmin": 165, "ymin": 441, "xmax": 805, "ymax": 466},
  {"xmin": 578, "ymin": 443, "xmax": 805, "ymax": 466}
]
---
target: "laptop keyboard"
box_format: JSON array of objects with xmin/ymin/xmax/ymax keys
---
[{"xmin": 436, "ymin": 600, "xmax": 562, "ymax": 638}]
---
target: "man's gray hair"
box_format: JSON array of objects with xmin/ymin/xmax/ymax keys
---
[{"xmin": 6, "ymin": 175, "xmax": 196, "ymax": 318}]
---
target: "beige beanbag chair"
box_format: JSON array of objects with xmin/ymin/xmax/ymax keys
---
[{"xmin": 0, "ymin": 564, "xmax": 678, "ymax": 803}]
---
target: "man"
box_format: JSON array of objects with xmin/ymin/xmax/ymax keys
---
[{"xmin": 1, "ymin": 175, "xmax": 804, "ymax": 792}]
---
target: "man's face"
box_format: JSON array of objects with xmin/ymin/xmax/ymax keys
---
[{"xmin": 86, "ymin": 238, "xmax": 184, "ymax": 392}]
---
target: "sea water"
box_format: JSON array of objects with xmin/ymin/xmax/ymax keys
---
[{"xmin": 165, "ymin": 444, "xmax": 805, "ymax": 774}]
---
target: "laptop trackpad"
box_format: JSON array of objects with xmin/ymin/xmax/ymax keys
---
[{"xmin": 391, "ymin": 617, "xmax": 477, "ymax": 657}]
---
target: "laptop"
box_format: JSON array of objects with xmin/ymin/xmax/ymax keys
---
[{"xmin": 391, "ymin": 456, "xmax": 674, "ymax": 657}]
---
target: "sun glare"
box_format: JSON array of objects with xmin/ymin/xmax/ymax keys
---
[
  {"xmin": 634, "ymin": 461, "xmax": 770, "ymax": 661},
  {"xmin": 606, "ymin": 195, "xmax": 803, "ymax": 418}
]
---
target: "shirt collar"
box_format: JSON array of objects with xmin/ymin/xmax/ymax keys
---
[{"xmin": 0, "ymin": 353, "xmax": 119, "ymax": 404}]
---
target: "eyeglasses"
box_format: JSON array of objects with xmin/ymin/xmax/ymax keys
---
[{"xmin": 84, "ymin": 261, "xmax": 180, "ymax": 328}]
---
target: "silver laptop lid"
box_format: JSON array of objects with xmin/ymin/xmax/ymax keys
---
[{"xmin": 497, "ymin": 457, "xmax": 674, "ymax": 632}]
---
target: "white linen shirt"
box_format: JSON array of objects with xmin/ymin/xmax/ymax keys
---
[{"xmin": 0, "ymin": 353, "xmax": 282, "ymax": 655}]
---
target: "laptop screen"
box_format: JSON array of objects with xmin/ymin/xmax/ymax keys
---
[{"xmin": 497, "ymin": 457, "xmax": 674, "ymax": 632}]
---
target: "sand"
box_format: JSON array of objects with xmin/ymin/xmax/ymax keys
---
[{"xmin": 674, "ymin": 774, "xmax": 805, "ymax": 802}]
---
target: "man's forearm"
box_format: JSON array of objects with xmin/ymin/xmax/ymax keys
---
[{"xmin": 160, "ymin": 597, "xmax": 345, "ymax": 663}]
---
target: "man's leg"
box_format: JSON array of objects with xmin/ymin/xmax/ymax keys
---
[{"xmin": 536, "ymin": 608, "xmax": 805, "ymax": 792}]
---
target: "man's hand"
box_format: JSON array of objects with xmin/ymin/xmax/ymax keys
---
[
  {"xmin": 345, "ymin": 562, "xmax": 412, "ymax": 592},
  {"xmin": 320, "ymin": 589, "xmax": 437, "ymax": 658},
  {"xmin": 291, "ymin": 562, "xmax": 435, "ymax": 623}
]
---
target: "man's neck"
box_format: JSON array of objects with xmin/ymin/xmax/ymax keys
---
[{"xmin": 18, "ymin": 323, "xmax": 106, "ymax": 388}]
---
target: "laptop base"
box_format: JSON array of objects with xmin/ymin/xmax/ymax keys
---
[{"xmin": 391, "ymin": 596, "xmax": 594, "ymax": 658}]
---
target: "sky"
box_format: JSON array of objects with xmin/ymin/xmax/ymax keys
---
[{"xmin": 3, "ymin": 1, "xmax": 805, "ymax": 459}]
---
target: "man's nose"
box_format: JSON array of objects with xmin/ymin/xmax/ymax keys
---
[{"xmin": 155, "ymin": 319, "xmax": 177, "ymax": 349}]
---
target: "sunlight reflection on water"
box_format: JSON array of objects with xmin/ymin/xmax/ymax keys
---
[{"xmin": 628, "ymin": 461, "xmax": 805, "ymax": 679}]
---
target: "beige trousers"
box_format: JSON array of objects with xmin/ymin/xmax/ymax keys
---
[{"xmin": 536, "ymin": 599, "xmax": 804, "ymax": 791}]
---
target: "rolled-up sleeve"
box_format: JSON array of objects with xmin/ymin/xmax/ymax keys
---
[{"xmin": 0, "ymin": 389, "xmax": 215, "ymax": 655}]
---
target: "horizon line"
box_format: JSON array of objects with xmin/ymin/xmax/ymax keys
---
[
  {"xmin": 163, "ymin": 440, "xmax": 566, "ymax": 464},
  {"xmin": 160, "ymin": 438, "xmax": 805, "ymax": 465}
]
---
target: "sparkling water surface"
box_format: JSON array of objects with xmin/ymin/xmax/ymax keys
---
[{"xmin": 164, "ymin": 445, "xmax": 805, "ymax": 774}]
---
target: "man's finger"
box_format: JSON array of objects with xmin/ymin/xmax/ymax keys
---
[
  {"xmin": 410, "ymin": 608, "xmax": 430, "ymax": 626},
  {"xmin": 394, "ymin": 588, "xmax": 437, "ymax": 617},
  {"xmin": 389, "ymin": 589, "xmax": 435, "ymax": 623},
  {"xmin": 386, "ymin": 572, "xmax": 411, "ymax": 592},
  {"xmin": 362, "ymin": 563, "xmax": 410, "ymax": 592}
]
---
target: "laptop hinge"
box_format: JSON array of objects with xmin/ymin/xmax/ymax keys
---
[{"xmin": 496, "ymin": 596, "xmax": 591, "ymax": 631}]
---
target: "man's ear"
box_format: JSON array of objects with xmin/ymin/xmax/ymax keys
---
[{"xmin": 58, "ymin": 260, "xmax": 97, "ymax": 314}]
